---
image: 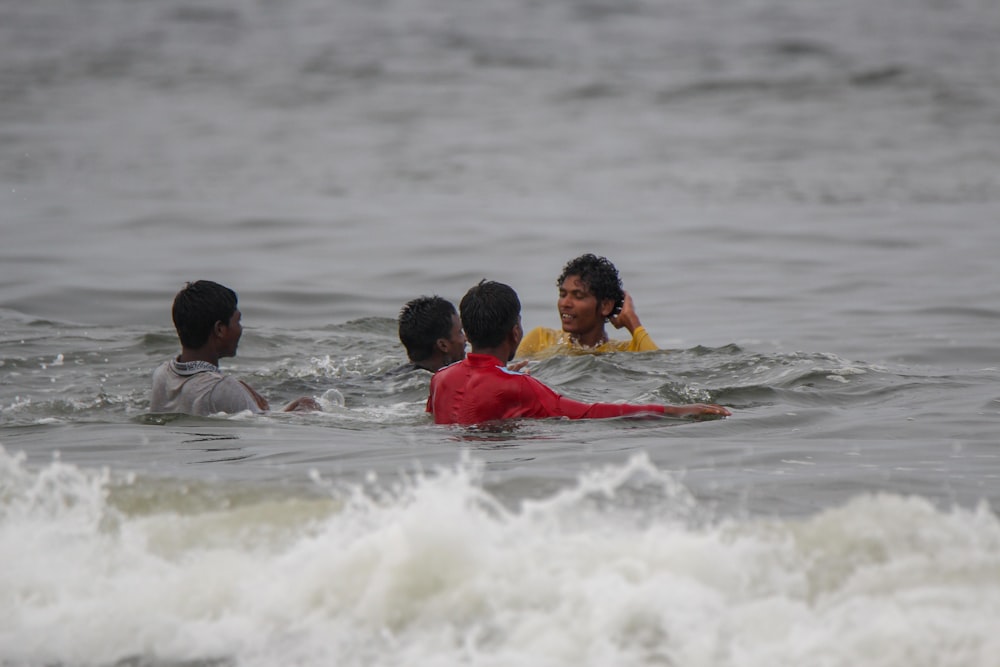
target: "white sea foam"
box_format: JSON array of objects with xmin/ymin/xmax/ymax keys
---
[{"xmin": 1, "ymin": 446, "xmax": 997, "ymax": 667}]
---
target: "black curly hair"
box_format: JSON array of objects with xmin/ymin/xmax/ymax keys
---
[{"xmin": 557, "ymin": 254, "xmax": 625, "ymax": 315}]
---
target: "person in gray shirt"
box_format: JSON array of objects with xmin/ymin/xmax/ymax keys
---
[{"xmin": 151, "ymin": 280, "xmax": 320, "ymax": 416}]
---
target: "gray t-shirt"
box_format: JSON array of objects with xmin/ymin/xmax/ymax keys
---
[{"xmin": 150, "ymin": 359, "xmax": 263, "ymax": 416}]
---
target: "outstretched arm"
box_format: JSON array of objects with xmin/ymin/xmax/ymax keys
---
[
  {"xmin": 522, "ymin": 375, "xmax": 729, "ymax": 420},
  {"xmin": 240, "ymin": 381, "xmax": 321, "ymax": 413}
]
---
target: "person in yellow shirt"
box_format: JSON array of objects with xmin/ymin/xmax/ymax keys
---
[{"xmin": 516, "ymin": 254, "xmax": 659, "ymax": 359}]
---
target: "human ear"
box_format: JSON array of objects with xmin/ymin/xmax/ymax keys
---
[{"xmin": 600, "ymin": 299, "xmax": 615, "ymax": 318}]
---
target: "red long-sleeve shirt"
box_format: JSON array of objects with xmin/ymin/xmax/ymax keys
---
[{"xmin": 427, "ymin": 353, "xmax": 665, "ymax": 425}]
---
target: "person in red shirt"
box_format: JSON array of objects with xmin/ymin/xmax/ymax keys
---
[{"xmin": 427, "ymin": 280, "xmax": 731, "ymax": 426}]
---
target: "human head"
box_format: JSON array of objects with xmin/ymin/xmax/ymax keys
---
[
  {"xmin": 398, "ymin": 296, "xmax": 466, "ymax": 369},
  {"xmin": 171, "ymin": 280, "xmax": 239, "ymax": 349},
  {"xmin": 557, "ymin": 254, "xmax": 625, "ymax": 316},
  {"xmin": 459, "ymin": 280, "xmax": 522, "ymax": 352}
]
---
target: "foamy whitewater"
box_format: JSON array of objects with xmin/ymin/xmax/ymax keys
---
[
  {"xmin": 3, "ymin": 0, "xmax": 1000, "ymax": 664},
  {"xmin": 3, "ymin": 448, "xmax": 998, "ymax": 667}
]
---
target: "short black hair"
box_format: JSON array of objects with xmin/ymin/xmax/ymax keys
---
[
  {"xmin": 459, "ymin": 280, "xmax": 520, "ymax": 349},
  {"xmin": 558, "ymin": 254, "xmax": 625, "ymax": 313},
  {"xmin": 398, "ymin": 296, "xmax": 457, "ymax": 362},
  {"xmin": 171, "ymin": 280, "xmax": 238, "ymax": 349}
]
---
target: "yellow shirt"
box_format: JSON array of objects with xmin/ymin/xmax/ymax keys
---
[{"xmin": 516, "ymin": 326, "xmax": 658, "ymax": 359}]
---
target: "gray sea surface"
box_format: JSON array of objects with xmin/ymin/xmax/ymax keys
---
[{"xmin": 2, "ymin": 0, "xmax": 999, "ymax": 665}]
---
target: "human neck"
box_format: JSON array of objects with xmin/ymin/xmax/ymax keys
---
[
  {"xmin": 414, "ymin": 358, "xmax": 441, "ymax": 372},
  {"xmin": 470, "ymin": 346, "xmax": 511, "ymax": 365},
  {"xmin": 569, "ymin": 328, "xmax": 608, "ymax": 348},
  {"xmin": 178, "ymin": 346, "xmax": 221, "ymax": 367}
]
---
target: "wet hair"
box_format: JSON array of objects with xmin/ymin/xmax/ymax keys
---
[
  {"xmin": 557, "ymin": 253, "xmax": 625, "ymax": 315},
  {"xmin": 398, "ymin": 295, "xmax": 458, "ymax": 362},
  {"xmin": 459, "ymin": 280, "xmax": 521, "ymax": 349},
  {"xmin": 171, "ymin": 280, "xmax": 238, "ymax": 349}
]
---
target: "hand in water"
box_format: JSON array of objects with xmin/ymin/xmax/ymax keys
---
[
  {"xmin": 284, "ymin": 397, "xmax": 322, "ymax": 412},
  {"xmin": 667, "ymin": 403, "xmax": 732, "ymax": 419}
]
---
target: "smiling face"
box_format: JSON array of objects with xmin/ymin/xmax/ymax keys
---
[{"xmin": 557, "ymin": 275, "xmax": 615, "ymax": 345}]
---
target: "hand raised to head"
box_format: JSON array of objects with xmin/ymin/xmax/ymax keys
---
[{"xmin": 608, "ymin": 292, "xmax": 641, "ymax": 333}]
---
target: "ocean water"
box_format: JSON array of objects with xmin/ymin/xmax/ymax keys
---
[{"xmin": 2, "ymin": 0, "xmax": 1000, "ymax": 665}]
